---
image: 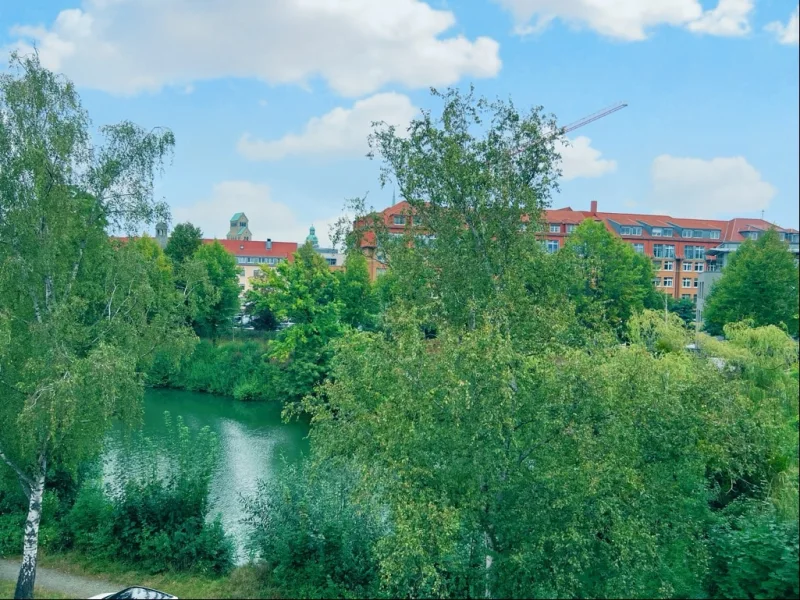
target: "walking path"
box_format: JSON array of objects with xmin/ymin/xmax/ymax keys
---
[{"xmin": 0, "ymin": 559, "xmax": 124, "ymax": 598}]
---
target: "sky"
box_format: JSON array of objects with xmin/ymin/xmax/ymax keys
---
[{"xmin": 1, "ymin": 0, "xmax": 798, "ymax": 247}]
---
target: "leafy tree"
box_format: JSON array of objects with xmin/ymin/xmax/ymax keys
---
[
  {"xmin": 189, "ymin": 241, "xmax": 241, "ymax": 341},
  {"xmin": 669, "ymin": 296, "xmax": 697, "ymax": 328},
  {"xmin": 253, "ymin": 243, "xmax": 342, "ymax": 402},
  {"xmin": 563, "ymin": 219, "xmax": 657, "ymax": 336},
  {"xmin": 336, "ymin": 251, "xmax": 378, "ymax": 330},
  {"xmin": 704, "ymin": 229, "xmax": 799, "ymax": 336},
  {"xmin": 164, "ymin": 222, "xmax": 203, "ymax": 265},
  {"xmin": 0, "ymin": 53, "xmax": 188, "ymax": 599}
]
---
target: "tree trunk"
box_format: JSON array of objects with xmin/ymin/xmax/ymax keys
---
[{"xmin": 14, "ymin": 470, "xmax": 45, "ymax": 600}]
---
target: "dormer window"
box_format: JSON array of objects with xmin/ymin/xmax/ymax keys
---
[
  {"xmin": 620, "ymin": 226, "xmax": 642, "ymax": 236},
  {"xmin": 240, "ymin": 221, "xmax": 247, "ymax": 227},
  {"xmin": 549, "ymin": 224, "xmax": 560, "ymax": 233},
  {"xmin": 393, "ymin": 215, "xmax": 406, "ymax": 225}
]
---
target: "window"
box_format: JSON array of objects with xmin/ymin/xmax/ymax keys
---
[
  {"xmin": 653, "ymin": 277, "xmax": 661, "ymax": 287},
  {"xmin": 652, "ymin": 227, "xmax": 663, "ymax": 237},
  {"xmin": 253, "ymin": 269, "xmax": 262, "ymax": 277},
  {"xmin": 620, "ymin": 226, "xmax": 642, "ymax": 236},
  {"xmin": 663, "ymin": 228, "xmax": 673, "ymax": 237},
  {"xmin": 653, "ymin": 244, "xmax": 675, "ymax": 258},
  {"xmin": 710, "ymin": 230, "xmax": 720, "ymax": 239},
  {"xmin": 240, "ymin": 221, "xmax": 247, "ymax": 227},
  {"xmin": 633, "ymin": 243, "xmax": 644, "ymax": 253},
  {"xmin": 683, "ymin": 262, "xmax": 693, "ymax": 271},
  {"xmin": 663, "ymin": 261, "xmax": 674, "ymax": 271},
  {"xmin": 566, "ymin": 224, "xmax": 577, "ymax": 233},
  {"xmin": 693, "ymin": 294, "xmax": 698, "ymax": 301},
  {"xmin": 682, "ymin": 278, "xmax": 692, "ymax": 288},
  {"xmin": 694, "ymin": 262, "xmax": 704, "ymax": 272},
  {"xmin": 663, "ymin": 277, "xmax": 674, "ymax": 288},
  {"xmin": 681, "ymin": 293, "xmax": 691, "ymax": 300},
  {"xmin": 326, "ymin": 258, "xmax": 337, "ymax": 266},
  {"xmin": 549, "ymin": 224, "xmax": 561, "ymax": 233},
  {"xmin": 693, "ymin": 279, "xmax": 700, "ymax": 288},
  {"xmin": 546, "ymin": 240, "xmax": 559, "ymax": 253},
  {"xmin": 684, "ymin": 245, "xmax": 705, "ymax": 259},
  {"xmin": 393, "ymin": 215, "xmax": 406, "ymax": 225},
  {"xmin": 791, "ymin": 234, "xmax": 800, "ymax": 243},
  {"xmin": 682, "ymin": 229, "xmax": 693, "ymax": 238}
]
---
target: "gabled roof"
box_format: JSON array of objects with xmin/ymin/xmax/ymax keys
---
[
  {"xmin": 230, "ymin": 212, "xmax": 245, "ymax": 222},
  {"xmin": 204, "ymin": 238, "xmax": 297, "ymax": 258}
]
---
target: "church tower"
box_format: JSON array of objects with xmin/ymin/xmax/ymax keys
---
[
  {"xmin": 155, "ymin": 222, "xmax": 168, "ymax": 249},
  {"xmin": 227, "ymin": 213, "xmax": 252, "ymax": 241}
]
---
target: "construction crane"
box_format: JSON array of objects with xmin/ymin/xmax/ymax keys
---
[
  {"xmin": 506, "ymin": 101, "xmax": 628, "ymax": 158},
  {"xmin": 560, "ymin": 101, "xmax": 628, "ymax": 135}
]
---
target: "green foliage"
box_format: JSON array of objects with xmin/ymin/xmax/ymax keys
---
[
  {"xmin": 563, "ymin": 219, "xmax": 657, "ymax": 336},
  {"xmin": 628, "ymin": 309, "xmax": 690, "ymax": 354},
  {"xmin": 189, "ymin": 241, "xmax": 242, "ymax": 340},
  {"xmin": 150, "ymin": 339, "xmax": 275, "ymax": 401},
  {"xmin": 709, "ymin": 500, "xmax": 799, "ymax": 599},
  {"xmin": 244, "ymin": 461, "xmax": 385, "ymax": 598},
  {"xmin": 254, "ymin": 243, "xmax": 343, "ymax": 403},
  {"xmin": 704, "ymin": 229, "xmax": 800, "ymax": 336},
  {"xmin": 165, "ymin": 222, "xmax": 203, "ymax": 265},
  {"xmin": 63, "ymin": 414, "xmax": 234, "ymax": 575},
  {"xmin": 337, "ymin": 251, "xmax": 379, "ymax": 331}
]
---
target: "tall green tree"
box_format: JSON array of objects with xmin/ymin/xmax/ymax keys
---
[
  {"xmin": 252, "ymin": 243, "xmax": 341, "ymax": 401},
  {"xmin": 189, "ymin": 241, "xmax": 241, "ymax": 341},
  {"xmin": 336, "ymin": 251, "xmax": 378, "ymax": 330},
  {"xmin": 562, "ymin": 219, "xmax": 657, "ymax": 336},
  {"xmin": 164, "ymin": 222, "xmax": 203, "ymax": 265},
  {"xmin": 704, "ymin": 229, "xmax": 799, "ymax": 336},
  {"xmin": 0, "ymin": 53, "xmax": 188, "ymax": 599}
]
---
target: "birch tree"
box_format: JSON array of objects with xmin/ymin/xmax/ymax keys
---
[{"xmin": 0, "ymin": 52, "xmax": 188, "ymax": 599}]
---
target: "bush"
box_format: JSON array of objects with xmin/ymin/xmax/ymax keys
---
[
  {"xmin": 709, "ymin": 499, "xmax": 799, "ymax": 599},
  {"xmin": 149, "ymin": 339, "xmax": 276, "ymax": 401},
  {"xmin": 63, "ymin": 413, "xmax": 234, "ymax": 575},
  {"xmin": 244, "ymin": 461, "xmax": 385, "ymax": 598}
]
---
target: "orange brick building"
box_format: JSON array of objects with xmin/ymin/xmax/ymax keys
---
[{"xmin": 359, "ymin": 199, "xmax": 799, "ymax": 301}]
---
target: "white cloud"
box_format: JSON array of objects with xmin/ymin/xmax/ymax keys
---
[
  {"xmin": 650, "ymin": 155, "xmax": 776, "ymax": 217},
  {"xmin": 765, "ymin": 5, "xmax": 799, "ymax": 45},
  {"xmin": 171, "ymin": 181, "xmax": 344, "ymax": 248},
  {"xmin": 686, "ymin": 0, "xmax": 752, "ymax": 36},
  {"xmin": 7, "ymin": 0, "xmax": 501, "ymax": 96},
  {"xmin": 238, "ymin": 93, "xmax": 418, "ymax": 161},
  {"xmin": 557, "ymin": 136, "xmax": 617, "ymax": 181},
  {"xmin": 494, "ymin": 0, "xmax": 753, "ymax": 41}
]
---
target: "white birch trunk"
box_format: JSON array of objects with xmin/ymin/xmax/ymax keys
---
[{"xmin": 14, "ymin": 471, "xmax": 45, "ymax": 600}]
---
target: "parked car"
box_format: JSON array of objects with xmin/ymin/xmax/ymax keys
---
[{"xmin": 89, "ymin": 587, "xmax": 177, "ymax": 599}]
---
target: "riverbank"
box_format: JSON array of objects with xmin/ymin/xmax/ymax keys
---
[{"xmin": 1, "ymin": 553, "xmax": 278, "ymax": 599}]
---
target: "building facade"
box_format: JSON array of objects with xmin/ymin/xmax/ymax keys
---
[
  {"xmin": 305, "ymin": 225, "xmax": 345, "ymax": 270},
  {"xmin": 203, "ymin": 238, "xmax": 297, "ymax": 293},
  {"xmin": 358, "ymin": 200, "xmax": 799, "ymax": 303}
]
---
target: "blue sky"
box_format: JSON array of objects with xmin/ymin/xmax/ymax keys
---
[{"xmin": 1, "ymin": 0, "xmax": 798, "ymax": 245}]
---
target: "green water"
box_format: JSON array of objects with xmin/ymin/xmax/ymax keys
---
[{"xmin": 104, "ymin": 388, "xmax": 309, "ymax": 561}]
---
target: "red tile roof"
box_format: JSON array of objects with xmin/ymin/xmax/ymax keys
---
[{"xmin": 204, "ymin": 238, "xmax": 297, "ymax": 258}]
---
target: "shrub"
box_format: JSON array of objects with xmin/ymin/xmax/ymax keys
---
[
  {"xmin": 244, "ymin": 461, "xmax": 385, "ymax": 598},
  {"xmin": 63, "ymin": 413, "xmax": 234, "ymax": 575},
  {"xmin": 709, "ymin": 499, "xmax": 799, "ymax": 599}
]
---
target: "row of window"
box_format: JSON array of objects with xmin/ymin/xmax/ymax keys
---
[
  {"xmin": 654, "ymin": 277, "xmax": 701, "ymax": 289},
  {"xmin": 653, "ymin": 261, "xmax": 705, "ymax": 272},
  {"xmin": 392, "ymin": 215, "xmax": 423, "ymax": 226},
  {"xmin": 549, "ymin": 224, "xmax": 578, "ymax": 233},
  {"xmin": 236, "ymin": 256, "xmax": 282, "ymax": 265}
]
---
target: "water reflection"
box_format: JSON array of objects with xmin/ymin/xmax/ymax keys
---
[{"xmin": 104, "ymin": 388, "xmax": 309, "ymax": 562}]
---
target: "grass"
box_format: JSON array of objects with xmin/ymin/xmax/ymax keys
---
[
  {"xmin": 37, "ymin": 552, "xmax": 281, "ymax": 599},
  {"xmin": 0, "ymin": 580, "xmax": 71, "ymax": 600}
]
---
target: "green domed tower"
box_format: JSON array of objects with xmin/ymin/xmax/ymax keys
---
[{"xmin": 306, "ymin": 225, "xmax": 319, "ymax": 249}]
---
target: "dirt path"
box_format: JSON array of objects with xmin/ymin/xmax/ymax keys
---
[{"xmin": 0, "ymin": 559, "xmax": 125, "ymax": 598}]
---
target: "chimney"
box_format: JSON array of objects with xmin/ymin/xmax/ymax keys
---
[
  {"xmin": 590, "ymin": 200, "xmax": 598, "ymax": 216},
  {"xmin": 266, "ymin": 238, "xmax": 272, "ymax": 250}
]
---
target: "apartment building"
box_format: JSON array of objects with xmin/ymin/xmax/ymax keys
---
[
  {"xmin": 203, "ymin": 238, "xmax": 297, "ymax": 293},
  {"xmin": 358, "ymin": 200, "xmax": 799, "ymax": 299}
]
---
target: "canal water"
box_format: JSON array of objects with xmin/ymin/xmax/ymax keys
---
[{"xmin": 104, "ymin": 388, "xmax": 309, "ymax": 562}]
